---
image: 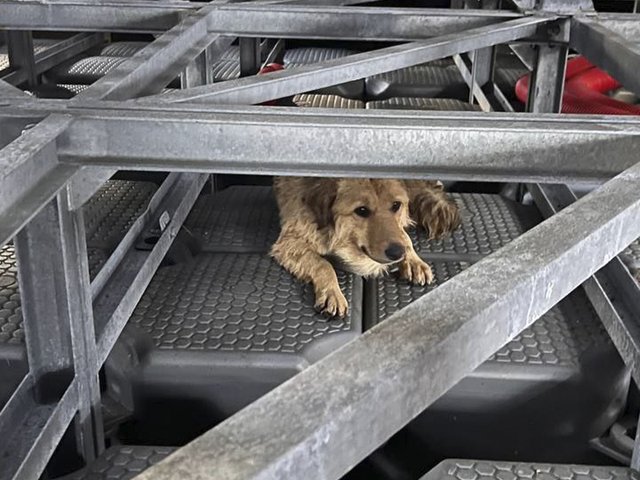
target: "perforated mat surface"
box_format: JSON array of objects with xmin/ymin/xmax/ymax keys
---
[
  {"xmin": 61, "ymin": 445, "xmax": 176, "ymax": 480},
  {"xmin": 410, "ymin": 193, "xmax": 541, "ymax": 261},
  {"xmin": 47, "ymin": 56, "xmax": 128, "ymax": 84},
  {"xmin": 129, "ymin": 253, "xmax": 360, "ymax": 353},
  {"xmin": 100, "ymin": 41, "xmax": 149, "ymax": 57},
  {"xmin": 186, "ymin": 186, "xmax": 280, "ymax": 252},
  {"xmin": 423, "ymin": 459, "xmax": 633, "ymax": 480},
  {"xmin": 293, "ymin": 93, "xmax": 364, "ymax": 109},
  {"xmin": 211, "ymin": 60, "xmax": 240, "ymax": 82}
]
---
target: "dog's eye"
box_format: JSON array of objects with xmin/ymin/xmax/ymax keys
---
[
  {"xmin": 354, "ymin": 206, "xmax": 371, "ymax": 218},
  {"xmin": 391, "ymin": 201, "xmax": 402, "ymax": 212}
]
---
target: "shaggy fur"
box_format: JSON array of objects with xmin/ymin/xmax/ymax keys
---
[{"xmin": 271, "ymin": 177, "xmax": 460, "ymax": 317}]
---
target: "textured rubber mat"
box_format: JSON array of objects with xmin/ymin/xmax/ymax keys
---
[
  {"xmin": 186, "ymin": 186, "xmax": 280, "ymax": 253},
  {"xmin": 100, "ymin": 41, "xmax": 149, "ymax": 57},
  {"xmin": 370, "ymin": 261, "xmax": 610, "ymax": 368},
  {"xmin": 366, "ymin": 97, "xmax": 480, "ymax": 111},
  {"xmin": 293, "ymin": 93, "xmax": 364, "ymax": 109},
  {"xmin": 0, "ymin": 39, "xmax": 58, "ymax": 71},
  {"xmin": 57, "ymin": 84, "xmax": 89, "ymax": 95},
  {"xmin": 211, "ymin": 59, "xmax": 240, "ymax": 82},
  {"xmin": 47, "ymin": 56, "xmax": 128, "ymax": 84},
  {"xmin": 84, "ymin": 180, "xmax": 157, "ymax": 250},
  {"xmin": 365, "ymin": 65, "xmax": 468, "ymax": 100},
  {"xmin": 410, "ymin": 193, "xmax": 541, "ymax": 261},
  {"xmin": 128, "ymin": 253, "xmax": 362, "ymax": 354},
  {"xmin": 283, "ymin": 47, "xmax": 356, "ymax": 65},
  {"xmin": 423, "ymin": 459, "xmax": 633, "ymax": 480},
  {"xmin": 60, "ymin": 445, "xmax": 175, "ymax": 480},
  {"xmin": 0, "ymin": 245, "xmax": 107, "ymax": 346}
]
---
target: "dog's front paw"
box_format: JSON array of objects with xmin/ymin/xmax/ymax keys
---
[
  {"xmin": 314, "ymin": 285, "xmax": 349, "ymax": 318},
  {"xmin": 421, "ymin": 198, "xmax": 461, "ymax": 240},
  {"xmin": 399, "ymin": 256, "xmax": 434, "ymax": 286}
]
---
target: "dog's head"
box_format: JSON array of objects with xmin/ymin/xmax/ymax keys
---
[{"xmin": 305, "ymin": 178, "xmax": 413, "ymax": 277}]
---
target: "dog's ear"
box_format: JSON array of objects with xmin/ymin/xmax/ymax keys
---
[{"xmin": 304, "ymin": 179, "xmax": 337, "ymax": 230}]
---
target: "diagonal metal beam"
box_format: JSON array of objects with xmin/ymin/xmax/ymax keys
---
[
  {"xmin": 150, "ymin": 16, "xmax": 552, "ymax": 105},
  {"xmin": 205, "ymin": 5, "xmax": 523, "ymax": 41},
  {"xmin": 0, "ymin": 78, "xmax": 29, "ymax": 98},
  {"xmin": 137, "ymin": 159, "xmax": 640, "ymax": 480},
  {"xmin": 570, "ymin": 16, "xmax": 640, "ymax": 96}
]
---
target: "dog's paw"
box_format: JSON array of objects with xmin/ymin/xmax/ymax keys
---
[
  {"xmin": 421, "ymin": 198, "xmax": 461, "ymax": 240},
  {"xmin": 314, "ymin": 285, "xmax": 349, "ymax": 318},
  {"xmin": 399, "ymin": 256, "xmax": 434, "ymax": 286}
]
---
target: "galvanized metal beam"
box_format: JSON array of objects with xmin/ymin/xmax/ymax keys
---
[
  {"xmin": 41, "ymin": 104, "xmax": 638, "ymax": 183},
  {"xmin": 150, "ymin": 16, "xmax": 552, "ymax": 105},
  {"xmin": 570, "ymin": 16, "xmax": 640, "ymax": 96},
  {"xmin": 205, "ymin": 5, "xmax": 523, "ymax": 41},
  {"xmin": 0, "ymin": 0, "xmax": 194, "ymax": 33},
  {"xmin": 137, "ymin": 159, "xmax": 640, "ymax": 480}
]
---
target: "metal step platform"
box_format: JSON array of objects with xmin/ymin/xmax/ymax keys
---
[
  {"xmin": 0, "ymin": 39, "xmax": 58, "ymax": 71},
  {"xmin": 365, "ymin": 65, "xmax": 469, "ymax": 100},
  {"xmin": 422, "ymin": 459, "xmax": 633, "ymax": 480}
]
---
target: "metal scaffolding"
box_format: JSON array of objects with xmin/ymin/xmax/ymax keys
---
[{"xmin": 0, "ymin": 0, "xmax": 639, "ymax": 478}]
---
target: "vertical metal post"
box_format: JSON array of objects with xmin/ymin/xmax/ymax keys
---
[
  {"xmin": 526, "ymin": 21, "xmax": 569, "ymax": 113},
  {"xmin": 469, "ymin": 0, "xmax": 498, "ymax": 104},
  {"xmin": 15, "ymin": 167, "xmax": 104, "ymax": 464},
  {"xmin": 7, "ymin": 31, "xmax": 37, "ymax": 88},
  {"xmin": 240, "ymin": 37, "xmax": 261, "ymax": 77}
]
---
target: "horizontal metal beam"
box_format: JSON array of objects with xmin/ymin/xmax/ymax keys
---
[
  {"xmin": 43, "ymin": 104, "xmax": 640, "ymax": 182},
  {"xmin": 570, "ymin": 17, "xmax": 640, "ymax": 96},
  {"xmin": 0, "ymin": 0, "xmax": 194, "ymax": 33},
  {"xmin": 206, "ymin": 5, "xmax": 522, "ymax": 41},
  {"xmin": 138, "ymin": 159, "xmax": 640, "ymax": 480},
  {"xmin": 152, "ymin": 15, "xmax": 551, "ymax": 105}
]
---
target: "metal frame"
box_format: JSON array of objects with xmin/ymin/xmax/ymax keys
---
[{"xmin": 1, "ymin": 0, "xmax": 640, "ymax": 478}]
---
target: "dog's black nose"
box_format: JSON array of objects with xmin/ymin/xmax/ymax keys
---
[{"xmin": 385, "ymin": 243, "xmax": 405, "ymax": 261}]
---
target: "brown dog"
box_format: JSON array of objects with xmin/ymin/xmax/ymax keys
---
[{"xmin": 271, "ymin": 177, "xmax": 460, "ymax": 317}]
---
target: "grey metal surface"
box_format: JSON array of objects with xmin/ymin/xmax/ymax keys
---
[
  {"xmin": 61, "ymin": 445, "xmax": 176, "ymax": 480},
  {"xmin": 207, "ymin": 5, "xmax": 525, "ymax": 42},
  {"xmin": 411, "ymin": 193, "xmax": 541, "ymax": 261},
  {"xmin": 129, "ymin": 253, "xmax": 360, "ymax": 353},
  {"xmin": 14, "ymin": 103, "xmax": 634, "ymax": 183},
  {"xmin": 0, "ymin": 0, "xmax": 193, "ymax": 33},
  {"xmin": 365, "ymin": 65, "xmax": 467, "ymax": 100},
  {"xmin": 186, "ymin": 186, "xmax": 280, "ymax": 252},
  {"xmin": 423, "ymin": 459, "xmax": 633, "ymax": 479},
  {"xmin": 293, "ymin": 93, "xmax": 364, "ymax": 108},
  {"xmin": 366, "ymin": 97, "xmax": 480, "ymax": 111}
]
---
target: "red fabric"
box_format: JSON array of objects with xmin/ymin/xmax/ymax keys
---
[{"xmin": 515, "ymin": 56, "xmax": 640, "ymax": 115}]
